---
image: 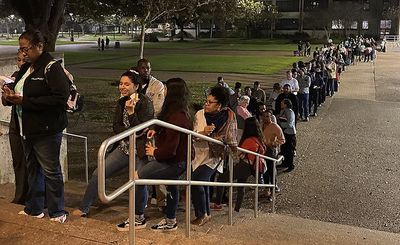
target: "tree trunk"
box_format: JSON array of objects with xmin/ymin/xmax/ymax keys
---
[
  {"xmin": 139, "ymin": 22, "xmax": 146, "ymax": 59},
  {"xmin": 180, "ymin": 23, "xmax": 184, "ymax": 41},
  {"xmin": 12, "ymin": 0, "xmax": 66, "ymax": 52},
  {"xmin": 210, "ymin": 17, "xmax": 214, "ymax": 39},
  {"xmin": 79, "ymin": 24, "xmax": 85, "ymax": 36}
]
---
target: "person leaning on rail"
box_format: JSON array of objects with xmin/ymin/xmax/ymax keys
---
[
  {"xmin": 116, "ymin": 78, "xmax": 194, "ymax": 232},
  {"xmin": 72, "ymin": 70, "xmax": 154, "ymax": 217}
]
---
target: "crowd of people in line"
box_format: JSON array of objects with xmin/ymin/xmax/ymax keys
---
[{"xmin": 0, "ymin": 30, "xmax": 377, "ymax": 232}]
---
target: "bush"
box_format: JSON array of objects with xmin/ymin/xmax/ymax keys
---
[{"xmin": 133, "ymin": 33, "xmax": 159, "ymax": 42}]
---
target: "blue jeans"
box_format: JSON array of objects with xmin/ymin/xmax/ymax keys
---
[
  {"xmin": 298, "ymin": 93, "xmax": 309, "ymax": 118},
  {"xmin": 135, "ymin": 159, "xmax": 186, "ymax": 219},
  {"xmin": 191, "ymin": 165, "xmax": 216, "ymax": 218},
  {"xmin": 79, "ymin": 148, "xmax": 130, "ymax": 214},
  {"xmin": 23, "ymin": 133, "xmax": 65, "ymax": 218}
]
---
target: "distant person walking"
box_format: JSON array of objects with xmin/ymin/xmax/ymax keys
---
[
  {"xmin": 106, "ymin": 36, "xmax": 110, "ymax": 48},
  {"xmin": 97, "ymin": 37, "xmax": 100, "ymax": 51},
  {"xmin": 101, "ymin": 39, "xmax": 105, "ymax": 51}
]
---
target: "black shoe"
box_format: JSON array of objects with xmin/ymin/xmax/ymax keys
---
[
  {"xmin": 276, "ymin": 164, "xmax": 288, "ymax": 169},
  {"xmin": 284, "ymin": 167, "xmax": 295, "ymax": 173},
  {"xmin": 151, "ymin": 219, "xmax": 178, "ymax": 232}
]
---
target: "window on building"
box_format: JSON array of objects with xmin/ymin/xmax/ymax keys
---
[
  {"xmin": 362, "ymin": 21, "xmax": 369, "ymax": 30},
  {"xmin": 276, "ymin": 0, "xmax": 299, "ymax": 12},
  {"xmin": 380, "ymin": 20, "xmax": 392, "ymax": 29},
  {"xmin": 350, "ymin": 21, "xmax": 357, "ymax": 30},
  {"xmin": 331, "ymin": 20, "xmax": 344, "ymax": 30}
]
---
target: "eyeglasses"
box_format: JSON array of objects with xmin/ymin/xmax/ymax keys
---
[
  {"xmin": 18, "ymin": 46, "xmax": 33, "ymax": 53},
  {"xmin": 204, "ymin": 100, "xmax": 219, "ymax": 105}
]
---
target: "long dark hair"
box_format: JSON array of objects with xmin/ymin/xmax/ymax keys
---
[
  {"xmin": 158, "ymin": 78, "xmax": 192, "ymax": 123},
  {"xmin": 239, "ymin": 117, "xmax": 265, "ymax": 146}
]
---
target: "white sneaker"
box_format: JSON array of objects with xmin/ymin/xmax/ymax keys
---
[
  {"xmin": 18, "ymin": 210, "xmax": 45, "ymax": 219},
  {"xmin": 50, "ymin": 214, "xmax": 67, "ymax": 223}
]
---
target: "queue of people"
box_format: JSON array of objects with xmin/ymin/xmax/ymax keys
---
[{"xmin": 0, "ymin": 30, "xmax": 366, "ymax": 232}]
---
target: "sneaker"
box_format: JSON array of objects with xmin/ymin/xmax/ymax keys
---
[
  {"xmin": 50, "ymin": 214, "xmax": 67, "ymax": 223},
  {"xmin": 151, "ymin": 219, "xmax": 178, "ymax": 232},
  {"xmin": 18, "ymin": 210, "xmax": 45, "ymax": 219},
  {"xmin": 191, "ymin": 214, "xmax": 210, "ymax": 226},
  {"xmin": 116, "ymin": 218, "xmax": 147, "ymax": 231},
  {"xmin": 275, "ymin": 185, "xmax": 281, "ymax": 193},
  {"xmin": 209, "ymin": 203, "xmax": 223, "ymax": 211},
  {"xmin": 72, "ymin": 209, "xmax": 87, "ymax": 217}
]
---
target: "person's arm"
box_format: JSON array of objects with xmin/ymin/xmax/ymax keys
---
[
  {"xmin": 131, "ymin": 95, "xmax": 154, "ymax": 126},
  {"xmin": 112, "ymin": 100, "xmax": 125, "ymax": 134},
  {"xmin": 150, "ymin": 79, "xmax": 165, "ymax": 116},
  {"xmin": 274, "ymin": 124, "xmax": 285, "ymax": 146},
  {"xmin": 240, "ymin": 138, "xmax": 258, "ymax": 162}
]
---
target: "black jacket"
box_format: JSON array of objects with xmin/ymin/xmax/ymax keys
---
[{"xmin": 10, "ymin": 52, "xmax": 70, "ymax": 138}]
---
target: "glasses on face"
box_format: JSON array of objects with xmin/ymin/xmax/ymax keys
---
[
  {"xmin": 204, "ymin": 100, "xmax": 219, "ymax": 105},
  {"xmin": 18, "ymin": 46, "xmax": 33, "ymax": 53}
]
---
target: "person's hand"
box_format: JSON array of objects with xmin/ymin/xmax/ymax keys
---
[
  {"xmin": 2, "ymin": 86, "xmax": 22, "ymax": 105},
  {"xmin": 203, "ymin": 123, "xmax": 215, "ymax": 135},
  {"xmin": 125, "ymin": 98, "xmax": 135, "ymax": 115},
  {"xmin": 145, "ymin": 142, "xmax": 157, "ymax": 156},
  {"xmin": 134, "ymin": 170, "xmax": 139, "ymax": 180},
  {"xmin": 147, "ymin": 129, "xmax": 156, "ymax": 138}
]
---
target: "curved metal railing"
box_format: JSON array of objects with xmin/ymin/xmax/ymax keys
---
[{"xmin": 97, "ymin": 118, "xmax": 283, "ymax": 245}]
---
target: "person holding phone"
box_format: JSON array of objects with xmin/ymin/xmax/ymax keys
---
[
  {"xmin": 1, "ymin": 51, "xmax": 28, "ymax": 205},
  {"xmin": 72, "ymin": 70, "xmax": 154, "ymax": 217}
]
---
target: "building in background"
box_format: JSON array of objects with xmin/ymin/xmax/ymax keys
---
[{"xmin": 263, "ymin": 0, "xmax": 400, "ymax": 38}]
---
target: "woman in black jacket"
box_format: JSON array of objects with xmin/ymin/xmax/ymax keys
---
[
  {"xmin": 2, "ymin": 30, "xmax": 70, "ymax": 223},
  {"xmin": 72, "ymin": 70, "xmax": 154, "ymax": 217}
]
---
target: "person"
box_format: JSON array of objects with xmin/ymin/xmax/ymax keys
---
[
  {"xmin": 105, "ymin": 36, "xmax": 110, "ymax": 48},
  {"xmin": 217, "ymin": 76, "xmax": 234, "ymax": 95},
  {"xmin": 2, "ymin": 30, "xmax": 70, "ymax": 223},
  {"xmin": 97, "ymin": 37, "xmax": 100, "ymax": 51},
  {"xmin": 191, "ymin": 86, "xmax": 238, "ymax": 225},
  {"xmin": 243, "ymin": 86, "xmax": 258, "ymax": 115},
  {"xmin": 235, "ymin": 95, "xmax": 252, "ymax": 140},
  {"xmin": 278, "ymin": 99, "xmax": 297, "ymax": 172},
  {"xmin": 297, "ymin": 69, "xmax": 311, "ymax": 121},
  {"xmin": 134, "ymin": 58, "xmax": 166, "ymax": 207},
  {"xmin": 274, "ymin": 84, "xmax": 298, "ymax": 123},
  {"xmin": 72, "ymin": 70, "xmax": 154, "ymax": 217},
  {"xmin": 134, "ymin": 58, "xmax": 165, "ymax": 116},
  {"xmin": 228, "ymin": 82, "xmax": 241, "ymax": 110},
  {"xmin": 261, "ymin": 110, "xmax": 285, "ymax": 195},
  {"xmin": 268, "ymin": 83, "xmax": 281, "ymax": 112},
  {"xmin": 101, "ymin": 38, "xmax": 105, "ymax": 51},
  {"xmin": 251, "ymin": 81, "xmax": 266, "ymax": 104},
  {"xmin": 116, "ymin": 78, "xmax": 194, "ymax": 232},
  {"xmin": 234, "ymin": 117, "xmax": 266, "ymax": 212},
  {"xmin": 280, "ymin": 70, "xmax": 299, "ymax": 95},
  {"xmin": 1, "ymin": 51, "xmax": 28, "ymax": 205},
  {"xmin": 325, "ymin": 57, "xmax": 336, "ymax": 97}
]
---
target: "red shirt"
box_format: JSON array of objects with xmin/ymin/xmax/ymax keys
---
[
  {"xmin": 154, "ymin": 111, "xmax": 194, "ymax": 163},
  {"xmin": 240, "ymin": 137, "xmax": 266, "ymax": 165}
]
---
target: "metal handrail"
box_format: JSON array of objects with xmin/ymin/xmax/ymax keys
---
[
  {"xmin": 97, "ymin": 118, "xmax": 283, "ymax": 245},
  {"xmin": 0, "ymin": 119, "xmax": 89, "ymax": 183}
]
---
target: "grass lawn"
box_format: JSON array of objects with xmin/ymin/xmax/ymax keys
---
[
  {"xmin": 83, "ymin": 54, "xmax": 300, "ymax": 75},
  {"xmin": 64, "ymin": 51, "xmax": 133, "ymax": 65},
  {"xmin": 0, "ymin": 39, "xmax": 88, "ymax": 46}
]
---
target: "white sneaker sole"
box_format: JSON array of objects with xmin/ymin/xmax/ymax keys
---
[{"xmin": 18, "ymin": 210, "xmax": 45, "ymax": 219}]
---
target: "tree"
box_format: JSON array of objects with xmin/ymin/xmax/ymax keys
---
[
  {"xmin": 5, "ymin": 0, "xmax": 67, "ymax": 52},
  {"xmin": 236, "ymin": 0, "xmax": 265, "ymax": 38},
  {"xmin": 304, "ymin": 7, "xmax": 334, "ymax": 41}
]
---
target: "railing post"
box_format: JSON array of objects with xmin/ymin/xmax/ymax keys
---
[
  {"xmin": 85, "ymin": 137, "xmax": 88, "ymax": 184},
  {"xmin": 272, "ymin": 159, "xmax": 277, "ymax": 213},
  {"xmin": 185, "ymin": 134, "xmax": 192, "ymax": 238},
  {"xmin": 228, "ymin": 152, "xmax": 233, "ymax": 226},
  {"xmin": 128, "ymin": 133, "xmax": 136, "ymax": 245},
  {"xmin": 254, "ymin": 155, "xmax": 259, "ymax": 218}
]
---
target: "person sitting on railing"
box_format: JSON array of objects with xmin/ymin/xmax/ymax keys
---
[
  {"xmin": 234, "ymin": 117, "xmax": 266, "ymax": 212},
  {"xmin": 116, "ymin": 78, "xmax": 194, "ymax": 232},
  {"xmin": 191, "ymin": 86, "xmax": 237, "ymax": 226},
  {"xmin": 72, "ymin": 70, "xmax": 154, "ymax": 217}
]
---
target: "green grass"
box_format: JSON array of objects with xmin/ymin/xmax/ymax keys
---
[
  {"xmin": 84, "ymin": 54, "xmax": 300, "ymax": 75},
  {"xmin": 64, "ymin": 51, "xmax": 134, "ymax": 65}
]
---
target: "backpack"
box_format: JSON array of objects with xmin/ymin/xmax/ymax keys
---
[{"xmin": 45, "ymin": 60, "xmax": 84, "ymax": 113}]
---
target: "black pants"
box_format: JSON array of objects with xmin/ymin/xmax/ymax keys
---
[
  {"xmin": 263, "ymin": 147, "xmax": 278, "ymax": 185},
  {"xmin": 9, "ymin": 132, "xmax": 28, "ymax": 205},
  {"xmin": 309, "ymin": 88, "xmax": 319, "ymax": 115},
  {"xmin": 281, "ymin": 134, "xmax": 296, "ymax": 169}
]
